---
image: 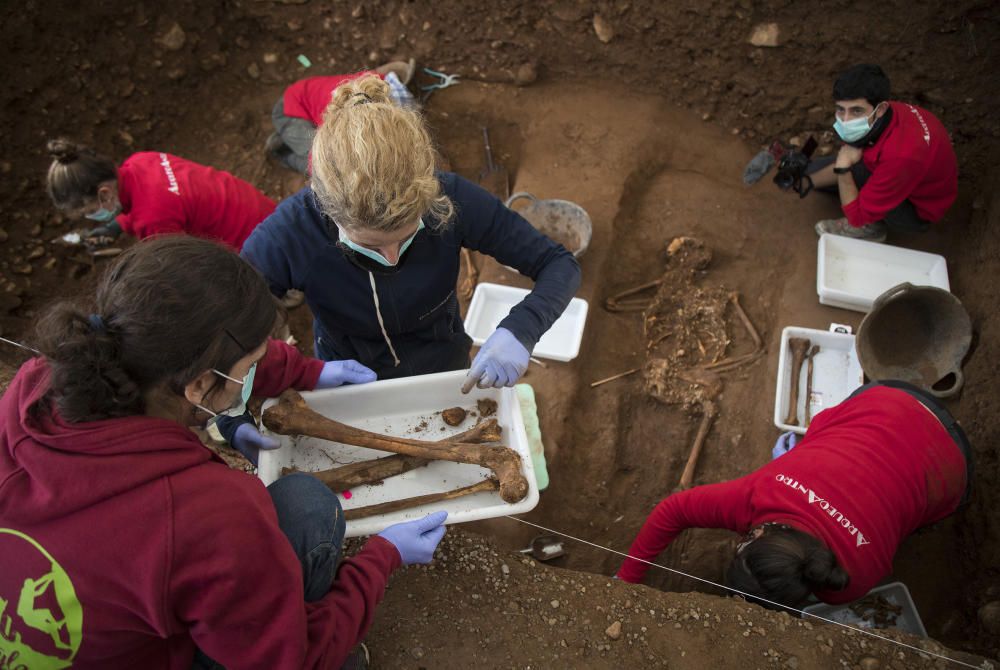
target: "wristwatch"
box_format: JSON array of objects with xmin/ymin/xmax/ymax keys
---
[{"xmin": 833, "ymin": 166, "xmax": 852, "ymax": 175}]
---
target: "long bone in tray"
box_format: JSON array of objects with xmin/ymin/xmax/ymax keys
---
[
  {"xmin": 263, "ymin": 389, "xmax": 529, "ymax": 504},
  {"xmin": 281, "ymin": 418, "xmax": 503, "ymax": 490}
]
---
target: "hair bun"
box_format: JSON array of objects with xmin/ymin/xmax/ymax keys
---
[
  {"xmin": 328, "ymin": 74, "xmax": 392, "ymax": 114},
  {"xmin": 47, "ymin": 138, "xmax": 80, "ymax": 164}
]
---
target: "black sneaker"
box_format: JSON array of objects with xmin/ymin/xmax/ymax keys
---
[
  {"xmin": 265, "ymin": 132, "xmax": 290, "ymax": 158},
  {"xmin": 339, "ymin": 642, "xmax": 370, "ymax": 670}
]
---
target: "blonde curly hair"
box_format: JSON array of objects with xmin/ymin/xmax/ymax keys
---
[{"xmin": 310, "ymin": 74, "xmax": 453, "ymax": 233}]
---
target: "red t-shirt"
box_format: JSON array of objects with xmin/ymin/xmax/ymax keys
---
[
  {"xmin": 282, "ymin": 71, "xmax": 383, "ymax": 125},
  {"xmin": 842, "ymin": 101, "xmax": 958, "ymax": 227},
  {"xmin": 115, "ymin": 152, "xmax": 276, "ymax": 251},
  {"xmin": 0, "ymin": 341, "xmax": 398, "ymax": 669},
  {"xmin": 617, "ymin": 386, "xmax": 966, "ymax": 604}
]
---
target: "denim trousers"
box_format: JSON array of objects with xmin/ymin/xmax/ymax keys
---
[{"xmin": 191, "ymin": 473, "xmax": 345, "ymax": 669}]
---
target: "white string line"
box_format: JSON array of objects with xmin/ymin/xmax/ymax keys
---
[
  {"xmin": 0, "ymin": 336, "xmax": 39, "ymax": 355},
  {"xmin": 504, "ymin": 515, "xmax": 983, "ymax": 669}
]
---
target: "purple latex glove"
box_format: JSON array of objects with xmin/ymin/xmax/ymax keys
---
[
  {"xmin": 461, "ymin": 327, "xmax": 530, "ymax": 393},
  {"xmin": 377, "ymin": 511, "xmax": 448, "ymax": 565},
  {"xmin": 232, "ymin": 422, "xmax": 280, "ymax": 466},
  {"xmin": 316, "ymin": 359, "xmax": 377, "ymax": 389},
  {"xmin": 771, "ymin": 431, "xmax": 799, "ymax": 460}
]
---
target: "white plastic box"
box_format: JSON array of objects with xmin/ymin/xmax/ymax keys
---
[
  {"xmin": 816, "ymin": 234, "xmax": 950, "ymax": 312},
  {"xmin": 258, "ymin": 370, "xmax": 539, "ymax": 537},
  {"xmin": 774, "ymin": 326, "xmax": 864, "ymax": 435},
  {"xmin": 464, "ymin": 283, "xmax": 589, "ymax": 362},
  {"xmin": 803, "ymin": 581, "xmax": 927, "ymax": 637}
]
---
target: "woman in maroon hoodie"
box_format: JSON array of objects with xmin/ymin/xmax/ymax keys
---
[{"xmin": 0, "ymin": 237, "xmax": 447, "ymax": 669}]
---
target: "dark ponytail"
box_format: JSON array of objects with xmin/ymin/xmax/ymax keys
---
[
  {"xmin": 35, "ymin": 237, "xmax": 281, "ymax": 423},
  {"xmin": 45, "ymin": 138, "xmax": 118, "ymax": 210},
  {"xmin": 725, "ymin": 526, "xmax": 850, "ymax": 610}
]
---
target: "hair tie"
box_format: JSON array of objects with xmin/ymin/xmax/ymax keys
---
[
  {"xmin": 88, "ymin": 314, "xmax": 106, "ymax": 333},
  {"xmin": 352, "ymin": 92, "xmax": 373, "ymax": 105}
]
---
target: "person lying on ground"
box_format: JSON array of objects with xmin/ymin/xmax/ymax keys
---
[
  {"xmin": 0, "ymin": 236, "xmax": 446, "ymax": 669},
  {"xmin": 243, "ymin": 74, "xmax": 582, "ymax": 391},
  {"xmin": 266, "ymin": 60, "xmax": 417, "ymax": 174},
  {"xmin": 807, "ymin": 63, "xmax": 958, "ymax": 243},
  {"xmin": 616, "ymin": 381, "xmax": 971, "ymax": 609},
  {"xmin": 45, "ymin": 138, "xmax": 276, "ymax": 252}
]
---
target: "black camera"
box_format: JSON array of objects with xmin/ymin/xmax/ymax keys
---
[{"xmin": 773, "ymin": 136, "xmax": 818, "ymax": 198}]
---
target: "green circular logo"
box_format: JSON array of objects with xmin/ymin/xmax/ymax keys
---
[{"xmin": 0, "ymin": 528, "xmax": 82, "ymax": 669}]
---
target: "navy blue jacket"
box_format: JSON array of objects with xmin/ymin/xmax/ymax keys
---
[{"xmin": 242, "ymin": 172, "xmax": 581, "ymax": 379}]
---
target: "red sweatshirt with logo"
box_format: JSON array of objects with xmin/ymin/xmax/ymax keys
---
[
  {"xmin": 0, "ymin": 340, "xmax": 401, "ymax": 669},
  {"xmin": 282, "ymin": 72, "xmax": 383, "ymax": 125},
  {"xmin": 842, "ymin": 101, "xmax": 958, "ymax": 227},
  {"xmin": 115, "ymin": 152, "xmax": 276, "ymax": 250},
  {"xmin": 616, "ymin": 386, "xmax": 966, "ymax": 604}
]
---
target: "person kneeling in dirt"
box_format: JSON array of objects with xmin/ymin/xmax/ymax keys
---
[
  {"xmin": 266, "ymin": 61, "xmax": 417, "ymax": 174},
  {"xmin": 243, "ymin": 74, "xmax": 581, "ymax": 390},
  {"xmin": 45, "ymin": 139, "xmax": 276, "ymax": 252},
  {"xmin": 0, "ymin": 236, "xmax": 446, "ymax": 669},
  {"xmin": 808, "ymin": 64, "xmax": 958, "ymax": 243},
  {"xmin": 617, "ymin": 381, "xmax": 971, "ymax": 610}
]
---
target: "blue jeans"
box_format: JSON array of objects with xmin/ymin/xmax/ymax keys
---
[{"xmin": 191, "ymin": 473, "xmax": 344, "ymax": 669}]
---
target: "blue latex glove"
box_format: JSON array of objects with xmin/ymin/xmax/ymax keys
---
[
  {"xmin": 771, "ymin": 431, "xmax": 799, "ymax": 460},
  {"xmin": 232, "ymin": 421, "xmax": 280, "ymax": 467},
  {"xmin": 316, "ymin": 360, "xmax": 377, "ymax": 389},
  {"xmin": 461, "ymin": 327, "xmax": 530, "ymax": 393},
  {"xmin": 377, "ymin": 511, "xmax": 448, "ymax": 565}
]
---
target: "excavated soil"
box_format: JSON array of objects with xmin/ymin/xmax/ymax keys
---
[{"xmin": 1, "ymin": 1, "xmax": 999, "ymax": 666}]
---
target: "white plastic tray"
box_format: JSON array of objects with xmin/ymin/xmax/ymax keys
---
[
  {"xmin": 803, "ymin": 581, "xmax": 927, "ymax": 637},
  {"xmin": 774, "ymin": 326, "xmax": 864, "ymax": 434},
  {"xmin": 817, "ymin": 234, "xmax": 950, "ymax": 312},
  {"xmin": 258, "ymin": 370, "xmax": 539, "ymax": 537},
  {"xmin": 464, "ymin": 282, "xmax": 589, "ymax": 362}
]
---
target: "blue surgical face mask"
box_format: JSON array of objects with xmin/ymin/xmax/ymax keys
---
[
  {"xmin": 833, "ymin": 106, "xmax": 879, "ymax": 143},
  {"xmin": 194, "ymin": 362, "xmax": 257, "ymax": 423},
  {"xmin": 85, "ymin": 205, "xmax": 121, "ymax": 223},
  {"xmin": 338, "ymin": 220, "xmax": 424, "ymax": 267}
]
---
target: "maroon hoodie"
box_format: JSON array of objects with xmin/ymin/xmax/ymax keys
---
[{"xmin": 0, "ymin": 343, "xmax": 400, "ymax": 669}]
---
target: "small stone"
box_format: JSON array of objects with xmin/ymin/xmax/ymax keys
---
[
  {"xmin": 27, "ymin": 247, "xmax": 44, "ymax": 261},
  {"xmin": 29, "ymin": 224, "xmax": 41, "ymax": 237},
  {"xmin": 263, "ymin": 52, "xmax": 279, "ymax": 64},
  {"xmin": 410, "ymin": 646, "xmax": 424, "ymax": 660},
  {"xmin": 0, "ymin": 228, "xmax": 7, "ymax": 243},
  {"xmin": 351, "ymin": 5, "xmax": 364, "ymax": 18},
  {"xmin": 119, "ymin": 130, "xmax": 134, "ymax": 146},
  {"xmin": 749, "ymin": 23, "xmax": 781, "ymax": 47},
  {"xmin": 11, "ymin": 264, "xmax": 32, "ymax": 275},
  {"xmin": 785, "ymin": 656, "xmax": 800, "ymax": 669},
  {"xmin": 247, "ymin": 63, "xmax": 261, "ymax": 79},
  {"xmin": 158, "ymin": 22, "xmax": 186, "ymax": 51},
  {"xmin": 166, "ymin": 67, "xmax": 186, "ymax": 81},
  {"xmin": 501, "ymin": 563, "xmax": 510, "ymax": 575},
  {"xmin": 551, "ymin": 600, "xmax": 560, "ymax": 609},
  {"xmin": 859, "ymin": 656, "xmax": 880, "ymax": 670},
  {"xmin": 605, "ymin": 620, "xmax": 622, "ymax": 640},
  {"xmin": 593, "ymin": 14, "xmax": 615, "ymax": 43},
  {"xmin": 515, "ymin": 61, "xmax": 537, "ymax": 86}
]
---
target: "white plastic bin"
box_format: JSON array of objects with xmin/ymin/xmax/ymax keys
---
[
  {"xmin": 464, "ymin": 282, "xmax": 589, "ymax": 362},
  {"xmin": 258, "ymin": 370, "xmax": 539, "ymax": 537},
  {"xmin": 803, "ymin": 581, "xmax": 927, "ymax": 638},
  {"xmin": 817, "ymin": 234, "xmax": 950, "ymax": 313},
  {"xmin": 774, "ymin": 326, "xmax": 864, "ymax": 434}
]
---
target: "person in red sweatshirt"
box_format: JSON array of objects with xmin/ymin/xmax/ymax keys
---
[
  {"xmin": 45, "ymin": 138, "xmax": 276, "ymax": 251},
  {"xmin": 266, "ymin": 60, "xmax": 416, "ymax": 174},
  {"xmin": 0, "ymin": 237, "xmax": 447, "ymax": 669},
  {"xmin": 617, "ymin": 381, "xmax": 971, "ymax": 610},
  {"xmin": 808, "ymin": 64, "xmax": 958, "ymax": 243}
]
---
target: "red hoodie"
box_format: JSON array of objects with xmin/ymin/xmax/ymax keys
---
[
  {"xmin": 0, "ymin": 340, "xmax": 400, "ymax": 669},
  {"xmin": 282, "ymin": 72, "xmax": 383, "ymax": 126},
  {"xmin": 617, "ymin": 386, "xmax": 966, "ymax": 604},
  {"xmin": 842, "ymin": 101, "xmax": 958, "ymax": 227},
  {"xmin": 115, "ymin": 152, "xmax": 276, "ymax": 250}
]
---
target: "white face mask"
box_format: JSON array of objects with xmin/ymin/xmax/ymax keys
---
[
  {"xmin": 193, "ymin": 362, "xmax": 257, "ymax": 423},
  {"xmin": 337, "ymin": 220, "xmax": 424, "ymax": 267},
  {"xmin": 833, "ymin": 105, "xmax": 880, "ymax": 143}
]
